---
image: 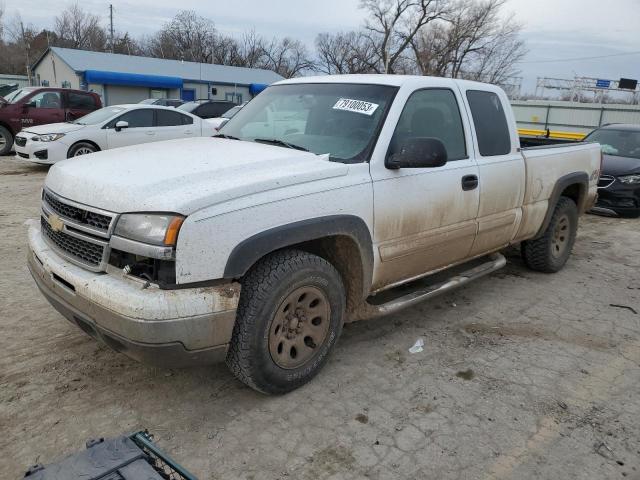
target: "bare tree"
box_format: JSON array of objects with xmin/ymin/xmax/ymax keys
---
[
  {"xmin": 412, "ymin": 0, "xmax": 527, "ymax": 84},
  {"xmin": 360, "ymin": 0, "xmax": 448, "ymax": 73},
  {"xmin": 54, "ymin": 3, "xmax": 106, "ymax": 51},
  {"xmin": 235, "ymin": 30, "xmax": 268, "ymax": 68},
  {"xmin": 146, "ymin": 10, "xmax": 216, "ymax": 62},
  {"xmin": 262, "ymin": 37, "xmax": 315, "ymax": 78},
  {"xmin": 315, "ymin": 31, "xmax": 377, "ymax": 74}
]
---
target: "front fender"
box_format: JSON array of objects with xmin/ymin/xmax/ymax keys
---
[{"xmin": 223, "ymin": 215, "xmax": 374, "ymax": 294}]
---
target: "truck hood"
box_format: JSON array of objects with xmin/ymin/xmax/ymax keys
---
[
  {"xmin": 601, "ymin": 154, "xmax": 640, "ymax": 177},
  {"xmin": 22, "ymin": 122, "xmax": 86, "ymax": 135},
  {"xmin": 45, "ymin": 137, "xmax": 349, "ymax": 214}
]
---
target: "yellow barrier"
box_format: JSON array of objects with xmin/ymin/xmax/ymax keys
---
[{"xmin": 518, "ymin": 129, "xmax": 586, "ymax": 141}]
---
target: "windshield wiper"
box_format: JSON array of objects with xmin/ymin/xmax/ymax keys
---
[
  {"xmin": 213, "ymin": 133, "xmax": 240, "ymax": 140},
  {"xmin": 253, "ymin": 138, "xmax": 309, "ymax": 152}
]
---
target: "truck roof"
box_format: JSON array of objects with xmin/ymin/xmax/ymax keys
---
[{"xmin": 275, "ymin": 74, "xmax": 493, "ymax": 90}]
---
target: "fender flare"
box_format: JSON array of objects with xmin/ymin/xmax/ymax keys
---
[
  {"xmin": 223, "ymin": 215, "xmax": 374, "ymax": 295},
  {"xmin": 534, "ymin": 171, "xmax": 589, "ymax": 239}
]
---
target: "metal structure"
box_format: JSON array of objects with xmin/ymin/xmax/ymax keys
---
[
  {"xmin": 511, "ymin": 99, "xmax": 640, "ymax": 138},
  {"xmin": 535, "ymin": 76, "xmax": 640, "ymax": 104}
]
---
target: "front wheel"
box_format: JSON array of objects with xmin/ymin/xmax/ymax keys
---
[
  {"xmin": 521, "ymin": 196, "xmax": 578, "ymax": 273},
  {"xmin": 226, "ymin": 249, "xmax": 345, "ymax": 394},
  {"xmin": 0, "ymin": 126, "xmax": 13, "ymax": 156},
  {"xmin": 67, "ymin": 142, "xmax": 97, "ymax": 158}
]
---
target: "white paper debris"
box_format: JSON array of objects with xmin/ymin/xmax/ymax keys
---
[{"xmin": 409, "ymin": 338, "xmax": 425, "ymax": 354}]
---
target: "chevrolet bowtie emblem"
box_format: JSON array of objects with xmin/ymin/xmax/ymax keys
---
[{"xmin": 48, "ymin": 213, "xmax": 64, "ymax": 232}]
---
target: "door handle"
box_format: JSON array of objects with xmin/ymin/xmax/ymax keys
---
[
  {"xmin": 461, "ymin": 174, "xmax": 479, "ymax": 191},
  {"xmin": 145, "ymin": 131, "xmax": 156, "ymax": 136}
]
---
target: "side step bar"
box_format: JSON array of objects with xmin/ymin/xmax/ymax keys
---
[{"xmin": 351, "ymin": 253, "xmax": 506, "ymax": 321}]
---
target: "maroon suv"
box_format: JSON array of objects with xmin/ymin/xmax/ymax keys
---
[{"xmin": 0, "ymin": 87, "xmax": 102, "ymax": 155}]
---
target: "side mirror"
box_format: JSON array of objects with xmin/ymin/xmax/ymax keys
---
[
  {"xmin": 115, "ymin": 120, "xmax": 129, "ymax": 132},
  {"xmin": 22, "ymin": 101, "xmax": 36, "ymax": 111},
  {"xmin": 386, "ymin": 137, "xmax": 448, "ymax": 170}
]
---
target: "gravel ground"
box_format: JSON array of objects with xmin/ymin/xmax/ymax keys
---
[{"xmin": 1, "ymin": 154, "xmax": 639, "ymax": 480}]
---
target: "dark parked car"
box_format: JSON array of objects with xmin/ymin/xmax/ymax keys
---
[
  {"xmin": 0, "ymin": 87, "xmax": 101, "ymax": 155},
  {"xmin": 178, "ymin": 100, "xmax": 236, "ymax": 119},
  {"xmin": 585, "ymin": 124, "xmax": 640, "ymax": 218},
  {"xmin": 139, "ymin": 98, "xmax": 184, "ymax": 107}
]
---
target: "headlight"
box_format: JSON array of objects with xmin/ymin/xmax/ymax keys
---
[
  {"xmin": 38, "ymin": 133, "xmax": 65, "ymax": 142},
  {"xmin": 618, "ymin": 174, "xmax": 640, "ymax": 185},
  {"xmin": 114, "ymin": 214, "xmax": 185, "ymax": 246}
]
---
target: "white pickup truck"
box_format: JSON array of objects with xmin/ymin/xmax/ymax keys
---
[{"xmin": 28, "ymin": 75, "xmax": 601, "ymax": 394}]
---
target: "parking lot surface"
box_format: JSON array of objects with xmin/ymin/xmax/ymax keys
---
[{"xmin": 1, "ymin": 154, "xmax": 639, "ymax": 479}]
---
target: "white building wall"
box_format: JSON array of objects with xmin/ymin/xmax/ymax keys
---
[
  {"xmin": 212, "ymin": 84, "xmax": 251, "ymax": 103},
  {"xmin": 33, "ymin": 52, "xmax": 79, "ymax": 89}
]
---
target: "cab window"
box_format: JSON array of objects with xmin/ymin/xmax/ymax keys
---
[
  {"xmin": 388, "ymin": 89, "xmax": 467, "ymax": 161},
  {"xmin": 67, "ymin": 92, "xmax": 97, "ymax": 110},
  {"xmin": 156, "ymin": 109, "xmax": 186, "ymax": 127},
  {"xmin": 466, "ymin": 90, "xmax": 511, "ymax": 156},
  {"xmin": 28, "ymin": 91, "xmax": 62, "ymax": 109},
  {"xmin": 109, "ymin": 109, "xmax": 154, "ymax": 128}
]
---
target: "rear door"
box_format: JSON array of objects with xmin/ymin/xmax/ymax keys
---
[
  {"xmin": 105, "ymin": 108, "xmax": 156, "ymax": 149},
  {"xmin": 65, "ymin": 91, "xmax": 100, "ymax": 122},
  {"xmin": 457, "ymin": 86, "xmax": 525, "ymax": 256},
  {"xmin": 371, "ymin": 83, "xmax": 480, "ymax": 290},
  {"xmin": 154, "ymin": 109, "xmax": 197, "ymax": 140}
]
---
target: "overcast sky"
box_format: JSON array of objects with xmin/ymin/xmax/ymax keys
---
[{"xmin": 3, "ymin": 0, "xmax": 640, "ymax": 93}]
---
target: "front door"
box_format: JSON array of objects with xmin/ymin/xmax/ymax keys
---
[
  {"xmin": 371, "ymin": 86, "xmax": 480, "ymax": 291},
  {"xmin": 21, "ymin": 91, "xmax": 65, "ymax": 129},
  {"xmin": 105, "ymin": 108, "xmax": 156, "ymax": 149}
]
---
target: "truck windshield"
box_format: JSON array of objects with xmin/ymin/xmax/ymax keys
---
[
  {"xmin": 586, "ymin": 129, "xmax": 640, "ymax": 160},
  {"xmin": 71, "ymin": 106, "xmax": 125, "ymax": 125},
  {"xmin": 220, "ymin": 83, "xmax": 398, "ymax": 163}
]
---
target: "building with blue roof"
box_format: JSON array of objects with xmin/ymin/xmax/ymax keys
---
[{"xmin": 32, "ymin": 47, "xmax": 283, "ymax": 106}]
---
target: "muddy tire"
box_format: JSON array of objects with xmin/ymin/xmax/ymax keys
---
[
  {"xmin": 67, "ymin": 142, "xmax": 97, "ymax": 158},
  {"xmin": 0, "ymin": 126, "xmax": 13, "ymax": 156},
  {"xmin": 226, "ymin": 249, "xmax": 345, "ymax": 394},
  {"xmin": 522, "ymin": 196, "xmax": 578, "ymax": 273}
]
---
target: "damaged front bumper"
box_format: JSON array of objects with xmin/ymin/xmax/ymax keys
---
[{"xmin": 27, "ymin": 223, "xmax": 240, "ymax": 368}]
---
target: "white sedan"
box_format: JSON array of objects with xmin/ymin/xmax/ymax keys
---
[{"xmin": 14, "ymin": 104, "xmax": 214, "ymax": 164}]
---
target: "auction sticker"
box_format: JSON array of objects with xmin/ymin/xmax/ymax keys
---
[{"xmin": 333, "ymin": 98, "xmax": 379, "ymax": 116}]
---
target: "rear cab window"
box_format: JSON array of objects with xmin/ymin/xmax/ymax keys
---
[{"xmin": 466, "ymin": 90, "xmax": 511, "ymax": 156}]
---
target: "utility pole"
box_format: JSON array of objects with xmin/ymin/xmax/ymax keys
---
[{"xmin": 109, "ymin": 4, "xmax": 114, "ymax": 53}]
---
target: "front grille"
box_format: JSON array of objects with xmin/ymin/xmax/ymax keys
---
[
  {"xmin": 41, "ymin": 216, "xmax": 105, "ymax": 267},
  {"xmin": 17, "ymin": 152, "xmax": 29, "ymax": 159},
  {"xmin": 44, "ymin": 191, "xmax": 112, "ymax": 232},
  {"xmin": 15, "ymin": 136, "xmax": 27, "ymax": 147},
  {"xmin": 598, "ymin": 175, "xmax": 615, "ymax": 189}
]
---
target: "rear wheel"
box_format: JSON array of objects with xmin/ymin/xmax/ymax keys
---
[
  {"xmin": 67, "ymin": 142, "xmax": 97, "ymax": 158},
  {"xmin": 522, "ymin": 196, "xmax": 578, "ymax": 273},
  {"xmin": 226, "ymin": 249, "xmax": 345, "ymax": 394},
  {"xmin": 0, "ymin": 126, "xmax": 13, "ymax": 156}
]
